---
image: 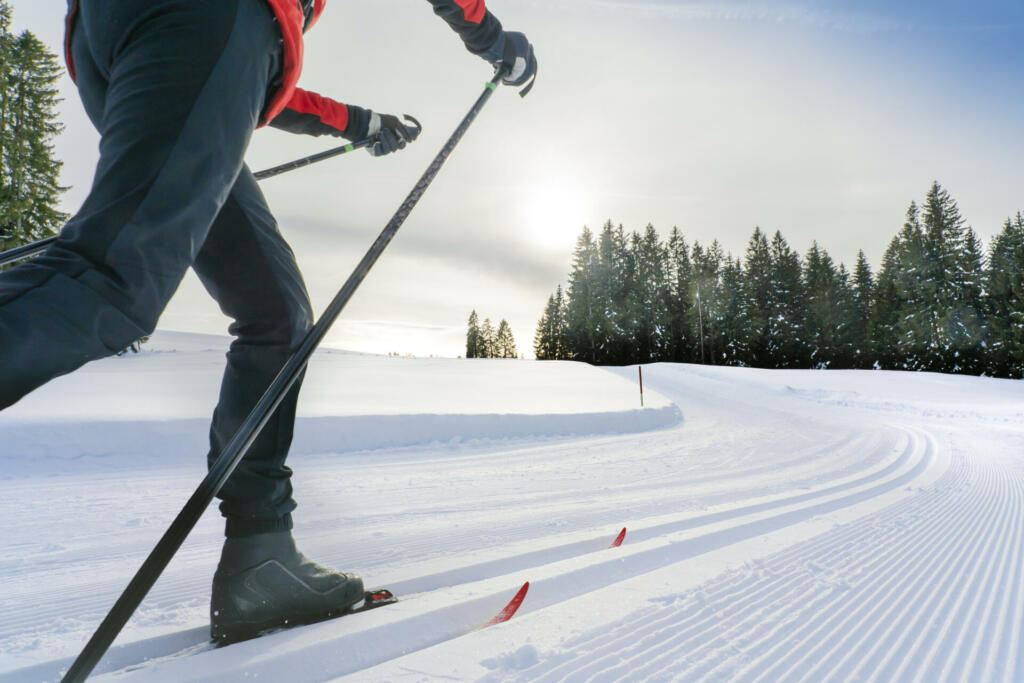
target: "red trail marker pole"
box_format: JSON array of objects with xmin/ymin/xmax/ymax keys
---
[{"xmin": 638, "ymin": 366, "xmax": 644, "ymax": 407}]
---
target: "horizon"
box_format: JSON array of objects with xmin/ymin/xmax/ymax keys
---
[{"xmin": 10, "ymin": 0, "xmax": 1024, "ymax": 358}]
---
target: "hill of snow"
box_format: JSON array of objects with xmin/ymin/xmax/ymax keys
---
[
  {"xmin": 0, "ymin": 331, "xmax": 678, "ymax": 477},
  {"xmin": 1, "ymin": 335, "xmax": 1022, "ymax": 682}
]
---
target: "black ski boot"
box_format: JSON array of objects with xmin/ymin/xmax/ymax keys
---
[{"xmin": 210, "ymin": 531, "xmax": 364, "ymax": 644}]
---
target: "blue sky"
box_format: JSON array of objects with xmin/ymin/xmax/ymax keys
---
[{"xmin": 11, "ymin": 0, "xmax": 1024, "ymax": 356}]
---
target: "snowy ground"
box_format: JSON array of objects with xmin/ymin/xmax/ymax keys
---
[{"xmin": 1, "ymin": 333, "xmax": 1022, "ymax": 682}]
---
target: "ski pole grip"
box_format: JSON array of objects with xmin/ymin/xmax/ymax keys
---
[{"xmin": 403, "ymin": 114, "xmax": 422, "ymax": 136}]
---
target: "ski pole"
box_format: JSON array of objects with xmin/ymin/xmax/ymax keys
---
[
  {"xmin": 61, "ymin": 71, "xmax": 505, "ymax": 683},
  {"xmin": 0, "ymin": 128, "xmax": 397, "ymax": 268},
  {"xmin": 0, "ymin": 236, "xmax": 56, "ymax": 267}
]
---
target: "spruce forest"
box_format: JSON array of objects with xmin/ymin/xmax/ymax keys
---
[{"xmin": 534, "ymin": 182, "xmax": 1024, "ymax": 379}]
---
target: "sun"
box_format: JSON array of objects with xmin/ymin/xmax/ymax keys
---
[{"xmin": 522, "ymin": 180, "xmax": 589, "ymax": 251}]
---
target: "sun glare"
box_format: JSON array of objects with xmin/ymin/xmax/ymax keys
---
[{"xmin": 522, "ymin": 181, "xmax": 589, "ymax": 251}]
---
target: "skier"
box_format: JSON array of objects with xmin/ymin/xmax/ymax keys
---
[{"xmin": 0, "ymin": 0, "xmax": 535, "ymax": 643}]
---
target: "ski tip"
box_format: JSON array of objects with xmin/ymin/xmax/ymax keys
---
[
  {"xmin": 483, "ymin": 581, "xmax": 530, "ymax": 628},
  {"xmin": 610, "ymin": 527, "xmax": 627, "ymax": 548}
]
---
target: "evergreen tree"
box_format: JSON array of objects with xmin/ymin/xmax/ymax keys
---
[
  {"xmin": 534, "ymin": 285, "xmax": 571, "ymax": 360},
  {"xmin": 552, "ymin": 284, "xmax": 569, "ymax": 359},
  {"xmin": 803, "ymin": 242, "xmax": 842, "ymax": 368},
  {"xmin": 495, "ymin": 319, "xmax": 517, "ymax": 358},
  {"xmin": 851, "ymin": 250, "xmax": 875, "ymax": 368},
  {"xmin": 533, "ymin": 295, "xmax": 557, "ymax": 360},
  {"xmin": 466, "ymin": 310, "xmax": 482, "ymax": 358},
  {"xmin": 627, "ymin": 224, "xmax": 668, "ymax": 363},
  {"xmin": 693, "ymin": 241, "xmax": 726, "ymax": 365},
  {"xmin": 717, "ymin": 257, "xmax": 751, "ymax": 365},
  {"xmin": 665, "ymin": 226, "xmax": 695, "ymax": 363},
  {"xmin": 909, "ymin": 182, "xmax": 985, "ymax": 373},
  {"xmin": 949, "ymin": 226, "xmax": 987, "ymax": 374},
  {"xmin": 741, "ymin": 228, "xmax": 773, "ymax": 367},
  {"xmin": 985, "ymin": 213, "xmax": 1024, "ymax": 377},
  {"xmin": 767, "ymin": 230, "xmax": 806, "ymax": 367},
  {"xmin": 875, "ymin": 202, "xmax": 928, "ymax": 370},
  {"xmin": 833, "ymin": 263, "xmax": 859, "ymax": 368},
  {"xmin": 565, "ymin": 227, "xmax": 600, "ymax": 363},
  {"xmin": 481, "ymin": 318, "xmax": 496, "ymax": 358},
  {"xmin": 0, "ymin": 4, "xmax": 67, "ymax": 256}
]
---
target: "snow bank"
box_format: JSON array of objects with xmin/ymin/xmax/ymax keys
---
[{"xmin": 0, "ymin": 332, "xmax": 679, "ymax": 477}]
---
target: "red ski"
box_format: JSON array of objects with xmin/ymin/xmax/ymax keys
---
[
  {"xmin": 483, "ymin": 582, "xmax": 530, "ymax": 628},
  {"xmin": 609, "ymin": 527, "xmax": 627, "ymax": 548}
]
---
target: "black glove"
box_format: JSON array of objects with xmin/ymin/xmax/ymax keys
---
[
  {"xmin": 479, "ymin": 31, "xmax": 537, "ymax": 95},
  {"xmin": 367, "ymin": 113, "xmax": 421, "ymax": 157}
]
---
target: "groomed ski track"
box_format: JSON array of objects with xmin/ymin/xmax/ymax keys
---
[{"xmin": 2, "ymin": 361, "xmax": 1023, "ymax": 682}]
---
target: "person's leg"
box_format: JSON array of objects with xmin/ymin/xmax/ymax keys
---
[
  {"xmin": 195, "ymin": 170, "xmax": 364, "ymax": 644},
  {"xmin": 0, "ymin": 0, "xmax": 280, "ymax": 409},
  {"xmin": 192, "ymin": 167, "xmax": 313, "ymax": 537}
]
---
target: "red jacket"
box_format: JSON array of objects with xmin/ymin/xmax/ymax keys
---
[{"xmin": 64, "ymin": 0, "xmax": 501, "ymax": 140}]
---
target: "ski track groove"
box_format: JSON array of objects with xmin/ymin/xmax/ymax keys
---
[
  {"xmin": 737, "ymin": 457, "xmax": 969, "ymax": 682},
  {"xmin": 743, "ymin": 433, "xmax": 966, "ymax": 683},
  {"xmin": 945, "ymin": 465, "xmax": 1021, "ymax": 682},
  {"xmin": 1, "ymin": 420, "xmax": 924, "ymax": 682},
  {"xmin": 920, "ymin": 459, "xmax": 1015, "ymax": 683},
  {"xmin": 774, "ymin": 456, "xmax": 976, "ymax": 681},
  {"xmin": 516, "ymin": 422, "xmax": 1024, "ymax": 683},
  {"xmin": 794, "ymin": 450, "xmax": 979, "ymax": 681},
  {"xmin": 0, "ymin": 429, "xmax": 893, "ymax": 646},
  {"xmin": 874, "ymin": 455, "xmax": 1001, "ymax": 683},
  {"xmin": 515, "ymin": 428, "xmax": 936, "ymax": 683}
]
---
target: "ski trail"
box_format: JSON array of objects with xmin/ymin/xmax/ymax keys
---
[{"xmin": 513, "ymin": 423, "xmax": 1024, "ymax": 683}]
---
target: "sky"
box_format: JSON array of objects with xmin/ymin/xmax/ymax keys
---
[{"xmin": 10, "ymin": 0, "xmax": 1024, "ymax": 357}]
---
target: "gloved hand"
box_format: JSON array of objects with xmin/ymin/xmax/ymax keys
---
[
  {"xmin": 479, "ymin": 31, "xmax": 537, "ymax": 94},
  {"xmin": 366, "ymin": 113, "xmax": 421, "ymax": 157}
]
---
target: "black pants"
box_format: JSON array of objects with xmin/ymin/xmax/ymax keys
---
[{"xmin": 0, "ymin": 0, "xmax": 312, "ymax": 536}]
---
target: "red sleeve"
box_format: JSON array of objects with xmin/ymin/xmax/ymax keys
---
[
  {"xmin": 269, "ymin": 88, "xmax": 350, "ymax": 136},
  {"xmin": 427, "ymin": 0, "xmax": 502, "ymax": 54}
]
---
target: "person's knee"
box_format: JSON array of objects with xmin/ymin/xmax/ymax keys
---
[{"xmin": 288, "ymin": 296, "xmax": 314, "ymax": 348}]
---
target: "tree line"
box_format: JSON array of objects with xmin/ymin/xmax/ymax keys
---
[
  {"xmin": 466, "ymin": 310, "xmax": 519, "ymax": 358},
  {"xmin": 534, "ymin": 182, "xmax": 1024, "ymax": 378}
]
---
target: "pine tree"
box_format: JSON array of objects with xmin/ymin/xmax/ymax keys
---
[
  {"xmin": 665, "ymin": 226, "xmax": 695, "ymax": 363},
  {"xmin": 949, "ymin": 227, "xmax": 986, "ymax": 374},
  {"xmin": 552, "ymin": 284, "xmax": 569, "ymax": 359},
  {"xmin": 985, "ymin": 213, "xmax": 1024, "ymax": 377},
  {"xmin": 832, "ymin": 264, "xmax": 859, "ymax": 368},
  {"xmin": 565, "ymin": 227, "xmax": 600, "ymax": 363},
  {"xmin": 717, "ymin": 257, "xmax": 751, "ymax": 365},
  {"xmin": 627, "ymin": 224, "xmax": 668, "ymax": 363},
  {"xmin": 908, "ymin": 182, "xmax": 986, "ymax": 373},
  {"xmin": 803, "ymin": 242, "xmax": 841, "ymax": 368},
  {"xmin": 767, "ymin": 230, "xmax": 806, "ymax": 368},
  {"xmin": 466, "ymin": 310, "xmax": 482, "ymax": 358},
  {"xmin": 495, "ymin": 319, "xmax": 517, "ymax": 358},
  {"xmin": 0, "ymin": 4, "xmax": 67, "ymax": 256},
  {"xmin": 877, "ymin": 202, "xmax": 928, "ymax": 370},
  {"xmin": 742, "ymin": 228, "xmax": 773, "ymax": 367},
  {"xmin": 851, "ymin": 250, "xmax": 875, "ymax": 368},
  {"xmin": 481, "ymin": 318, "xmax": 496, "ymax": 358},
  {"xmin": 533, "ymin": 295, "xmax": 556, "ymax": 360},
  {"xmin": 693, "ymin": 241, "xmax": 726, "ymax": 365}
]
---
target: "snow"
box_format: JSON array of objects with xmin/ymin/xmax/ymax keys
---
[
  {"xmin": 1, "ymin": 332, "xmax": 1023, "ymax": 682},
  {"xmin": 0, "ymin": 331, "xmax": 677, "ymax": 477}
]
